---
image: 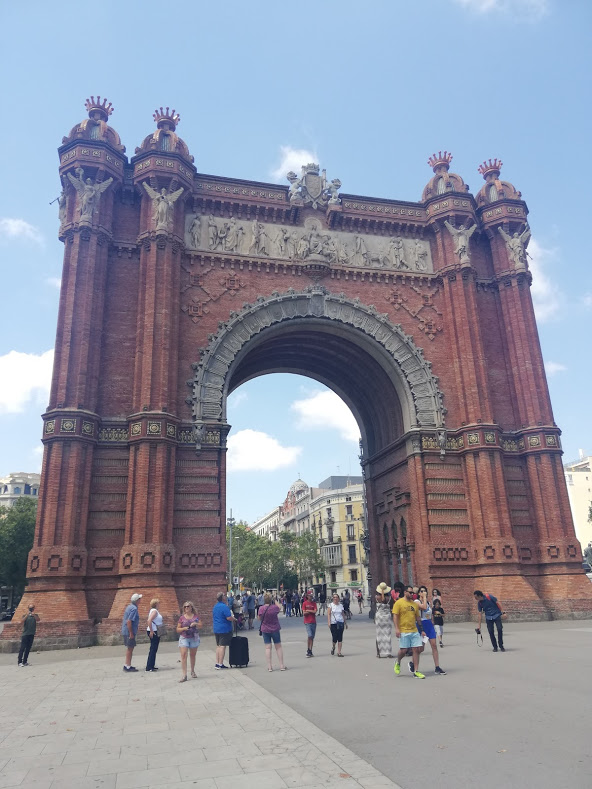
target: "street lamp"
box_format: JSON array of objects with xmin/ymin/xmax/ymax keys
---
[
  {"xmin": 227, "ymin": 511, "xmax": 235, "ymax": 594},
  {"xmin": 235, "ymin": 534, "xmax": 241, "ymax": 593}
]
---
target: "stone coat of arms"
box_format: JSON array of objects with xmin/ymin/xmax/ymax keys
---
[{"xmin": 287, "ymin": 163, "xmax": 341, "ymax": 209}]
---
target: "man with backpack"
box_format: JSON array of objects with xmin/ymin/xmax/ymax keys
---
[{"xmin": 474, "ymin": 590, "xmax": 506, "ymax": 652}]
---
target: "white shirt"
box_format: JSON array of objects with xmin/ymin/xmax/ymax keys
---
[
  {"xmin": 329, "ymin": 603, "xmax": 345, "ymax": 624},
  {"xmin": 147, "ymin": 608, "xmax": 163, "ymax": 632}
]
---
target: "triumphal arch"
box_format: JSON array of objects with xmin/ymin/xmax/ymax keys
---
[{"xmin": 3, "ymin": 98, "xmax": 590, "ymax": 648}]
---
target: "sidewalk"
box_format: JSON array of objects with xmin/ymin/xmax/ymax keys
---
[{"xmin": 0, "ymin": 636, "xmax": 399, "ymax": 789}]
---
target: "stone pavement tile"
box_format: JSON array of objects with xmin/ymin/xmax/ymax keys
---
[
  {"xmin": 63, "ymin": 747, "xmax": 121, "ymax": 765},
  {"xmin": 191, "ymin": 734, "xmax": 225, "ymax": 750},
  {"xmin": 214, "ymin": 770, "xmax": 287, "ymax": 789},
  {"xmin": 50, "ymin": 776, "xmax": 116, "ymax": 789},
  {"xmin": 202, "ymin": 743, "xmax": 261, "ymax": 762},
  {"xmin": 121, "ymin": 722, "xmax": 170, "ymax": 736},
  {"xmin": 114, "ymin": 766, "xmax": 181, "ymax": 789},
  {"xmin": 5, "ymin": 752, "xmax": 66, "ymax": 772},
  {"xmin": 95, "ymin": 734, "xmax": 147, "ymax": 749},
  {"xmin": 148, "ymin": 781, "xmax": 216, "ymax": 789},
  {"xmin": 0, "ymin": 771, "xmax": 28, "ymax": 789},
  {"xmin": 0, "ymin": 762, "xmax": 6, "ymax": 773},
  {"xmin": 276, "ymin": 766, "xmax": 335, "ymax": 788},
  {"xmin": 0, "ymin": 742, "xmax": 47, "ymax": 760},
  {"xmin": 238, "ymin": 754, "xmax": 301, "ymax": 774},
  {"xmin": 87, "ymin": 755, "xmax": 147, "ymax": 777},
  {"xmin": 25, "ymin": 762, "xmax": 89, "ymax": 782},
  {"xmin": 15, "ymin": 780, "xmax": 53, "ymax": 789},
  {"xmin": 178, "ymin": 758, "xmax": 242, "ymax": 781},
  {"xmin": 147, "ymin": 749, "xmax": 205, "ymax": 770}
]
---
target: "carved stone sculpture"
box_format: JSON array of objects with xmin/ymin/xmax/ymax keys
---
[
  {"xmin": 388, "ymin": 237, "xmax": 408, "ymax": 270},
  {"xmin": 208, "ymin": 214, "xmax": 218, "ymax": 250},
  {"xmin": 142, "ymin": 183, "xmax": 184, "ymax": 231},
  {"xmin": 188, "ymin": 215, "xmax": 201, "ymax": 248},
  {"xmin": 444, "ymin": 220, "xmax": 477, "ymax": 265},
  {"xmin": 67, "ymin": 167, "xmax": 113, "ymax": 222},
  {"xmin": 498, "ymin": 224, "xmax": 530, "ymax": 270},
  {"xmin": 286, "ymin": 163, "xmax": 341, "ymax": 210},
  {"xmin": 58, "ymin": 178, "xmax": 67, "ymax": 228}
]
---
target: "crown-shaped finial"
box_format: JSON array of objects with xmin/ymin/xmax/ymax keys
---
[
  {"xmin": 428, "ymin": 151, "xmax": 453, "ymax": 172},
  {"xmin": 153, "ymin": 107, "xmax": 180, "ymax": 130},
  {"xmin": 85, "ymin": 96, "xmax": 113, "ymax": 121},
  {"xmin": 478, "ymin": 158, "xmax": 503, "ymax": 179}
]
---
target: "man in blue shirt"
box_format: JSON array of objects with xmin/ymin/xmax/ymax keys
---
[
  {"xmin": 474, "ymin": 590, "xmax": 505, "ymax": 652},
  {"xmin": 121, "ymin": 593, "xmax": 142, "ymax": 672},
  {"xmin": 213, "ymin": 592, "xmax": 235, "ymax": 669}
]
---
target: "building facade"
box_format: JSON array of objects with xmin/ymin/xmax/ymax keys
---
[
  {"xmin": 0, "ymin": 473, "xmax": 41, "ymax": 509},
  {"xmin": 2, "ymin": 100, "xmax": 589, "ymax": 651},
  {"xmin": 564, "ymin": 455, "xmax": 592, "ymax": 550}
]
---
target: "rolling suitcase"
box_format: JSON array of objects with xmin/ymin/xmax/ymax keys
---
[{"xmin": 229, "ymin": 635, "xmax": 249, "ymax": 667}]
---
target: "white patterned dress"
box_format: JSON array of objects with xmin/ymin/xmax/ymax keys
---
[{"xmin": 375, "ymin": 599, "xmax": 393, "ymax": 657}]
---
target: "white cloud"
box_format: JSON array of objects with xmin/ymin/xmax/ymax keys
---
[
  {"xmin": 270, "ymin": 146, "xmax": 317, "ymax": 181},
  {"xmin": 227, "ymin": 429, "xmax": 301, "ymax": 472},
  {"xmin": 0, "ymin": 218, "xmax": 43, "ymax": 244},
  {"xmin": 228, "ymin": 390, "xmax": 248, "ymax": 408},
  {"xmin": 291, "ymin": 390, "xmax": 360, "ymax": 443},
  {"xmin": 528, "ymin": 238, "xmax": 563, "ymax": 323},
  {"xmin": 453, "ymin": 0, "xmax": 549, "ymax": 17},
  {"xmin": 46, "ymin": 277, "xmax": 61, "ymax": 290},
  {"xmin": 0, "ymin": 349, "xmax": 54, "ymax": 414},
  {"xmin": 544, "ymin": 361, "xmax": 567, "ymax": 377}
]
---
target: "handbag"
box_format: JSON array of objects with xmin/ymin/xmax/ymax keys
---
[{"xmin": 155, "ymin": 622, "xmax": 167, "ymax": 637}]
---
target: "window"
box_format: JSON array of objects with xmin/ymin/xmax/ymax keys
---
[
  {"xmin": 326, "ymin": 507, "xmax": 332, "ymax": 517},
  {"xmin": 348, "ymin": 545, "xmax": 357, "ymax": 564},
  {"xmin": 350, "ymin": 569, "xmax": 358, "ymax": 582},
  {"xmin": 327, "ymin": 526, "xmax": 334, "ymax": 543},
  {"xmin": 322, "ymin": 544, "xmax": 342, "ymax": 566},
  {"xmin": 32, "ymin": 488, "xmax": 37, "ymax": 495},
  {"xmin": 14, "ymin": 487, "xmax": 21, "ymax": 495},
  {"xmin": 347, "ymin": 525, "xmax": 355, "ymax": 540},
  {"xmin": 346, "ymin": 496, "xmax": 351, "ymax": 502},
  {"xmin": 330, "ymin": 571, "xmax": 337, "ymax": 583},
  {"xmin": 346, "ymin": 504, "xmax": 353, "ymax": 520}
]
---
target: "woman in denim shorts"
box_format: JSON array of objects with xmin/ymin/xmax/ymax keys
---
[
  {"xmin": 176, "ymin": 601, "xmax": 200, "ymax": 682},
  {"xmin": 258, "ymin": 592, "xmax": 286, "ymax": 671}
]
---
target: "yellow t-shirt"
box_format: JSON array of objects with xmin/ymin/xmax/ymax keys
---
[{"xmin": 392, "ymin": 598, "xmax": 420, "ymax": 633}]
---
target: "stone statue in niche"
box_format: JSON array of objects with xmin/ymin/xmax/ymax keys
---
[
  {"xmin": 388, "ymin": 237, "xmax": 409, "ymax": 270},
  {"xmin": 498, "ymin": 224, "xmax": 530, "ymax": 270},
  {"xmin": 208, "ymin": 215, "xmax": 218, "ymax": 250},
  {"xmin": 249, "ymin": 221, "xmax": 270, "ymax": 256},
  {"xmin": 67, "ymin": 167, "xmax": 113, "ymax": 222},
  {"xmin": 444, "ymin": 220, "xmax": 477, "ymax": 265},
  {"xmin": 142, "ymin": 183, "xmax": 184, "ymax": 231},
  {"xmin": 188, "ymin": 215, "xmax": 201, "ymax": 248},
  {"xmin": 223, "ymin": 218, "xmax": 244, "ymax": 253},
  {"xmin": 412, "ymin": 238, "xmax": 428, "ymax": 271},
  {"xmin": 353, "ymin": 234, "xmax": 370, "ymax": 267},
  {"xmin": 57, "ymin": 177, "xmax": 67, "ymax": 227}
]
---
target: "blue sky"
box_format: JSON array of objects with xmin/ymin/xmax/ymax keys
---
[{"xmin": 0, "ymin": 0, "xmax": 590, "ymax": 524}]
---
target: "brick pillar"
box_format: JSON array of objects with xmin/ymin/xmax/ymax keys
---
[{"xmin": 0, "ymin": 128, "xmax": 125, "ymax": 648}]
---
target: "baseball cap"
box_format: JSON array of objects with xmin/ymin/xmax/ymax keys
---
[{"xmin": 131, "ymin": 593, "xmax": 142, "ymax": 602}]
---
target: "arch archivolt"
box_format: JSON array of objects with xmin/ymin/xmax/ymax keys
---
[{"xmin": 188, "ymin": 285, "xmax": 446, "ymax": 433}]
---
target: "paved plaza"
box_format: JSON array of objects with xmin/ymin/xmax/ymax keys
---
[{"xmin": 1, "ymin": 614, "xmax": 591, "ymax": 789}]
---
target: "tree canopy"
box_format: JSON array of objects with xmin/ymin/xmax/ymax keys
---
[{"xmin": 0, "ymin": 498, "xmax": 37, "ymax": 595}]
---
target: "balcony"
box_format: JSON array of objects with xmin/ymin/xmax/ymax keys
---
[{"xmin": 321, "ymin": 544, "xmax": 342, "ymax": 567}]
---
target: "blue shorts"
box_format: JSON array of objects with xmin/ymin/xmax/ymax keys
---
[
  {"xmin": 419, "ymin": 619, "xmax": 437, "ymax": 640},
  {"xmin": 305, "ymin": 623, "xmax": 317, "ymax": 639},
  {"xmin": 399, "ymin": 631, "xmax": 422, "ymax": 649},
  {"xmin": 179, "ymin": 636, "xmax": 200, "ymax": 649},
  {"xmin": 262, "ymin": 630, "xmax": 281, "ymax": 644}
]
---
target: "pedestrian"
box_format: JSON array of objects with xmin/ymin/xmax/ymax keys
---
[
  {"xmin": 432, "ymin": 588, "xmax": 442, "ymax": 605},
  {"xmin": 328, "ymin": 592, "xmax": 346, "ymax": 656},
  {"xmin": 247, "ymin": 591, "xmax": 256, "ymax": 629},
  {"xmin": 474, "ymin": 590, "xmax": 506, "ymax": 652},
  {"xmin": 285, "ymin": 589, "xmax": 293, "ymax": 617},
  {"xmin": 302, "ymin": 589, "xmax": 317, "ymax": 657},
  {"xmin": 375, "ymin": 582, "xmax": 393, "ymax": 659},
  {"xmin": 357, "ymin": 589, "xmax": 364, "ymax": 613},
  {"xmin": 414, "ymin": 585, "xmax": 446, "ymax": 675},
  {"xmin": 342, "ymin": 590, "xmax": 351, "ymax": 620},
  {"xmin": 432, "ymin": 599, "xmax": 445, "ymax": 647},
  {"xmin": 176, "ymin": 601, "xmax": 200, "ymax": 682},
  {"xmin": 17, "ymin": 604, "xmax": 40, "ymax": 667},
  {"xmin": 213, "ymin": 591, "xmax": 235, "ymax": 669},
  {"xmin": 318, "ymin": 590, "xmax": 327, "ymax": 616},
  {"xmin": 258, "ymin": 592, "xmax": 286, "ymax": 671},
  {"xmin": 257, "ymin": 590, "xmax": 265, "ymax": 615},
  {"xmin": 392, "ymin": 585, "xmax": 426, "ymax": 679},
  {"xmin": 121, "ymin": 593, "xmax": 142, "ymax": 673},
  {"xmin": 293, "ymin": 590, "xmax": 301, "ymax": 617},
  {"xmin": 145, "ymin": 598, "xmax": 164, "ymax": 672}
]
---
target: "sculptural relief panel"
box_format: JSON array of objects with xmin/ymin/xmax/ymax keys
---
[{"xmin": 184, "ymin": 213, "xmax": 433, "ymax": 274}]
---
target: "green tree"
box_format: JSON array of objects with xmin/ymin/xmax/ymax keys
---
[
  {"xmin": 0, "ymin": 498, "xmax": 37, "ymax": 595},
  {"xmin": 294, "ymin": 531, "xmax": 325, "ymax": 587}
]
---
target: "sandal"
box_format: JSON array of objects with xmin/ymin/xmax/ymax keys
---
[
  {"xmin": 337, "ymin": 653, "xmax": 344, "ymax": 657},
  {"xmin": 191, "ymin": 671, "xmax": 197, "ymax": 678},
  {"xmin": 331, "ymin": 645, "xmax": 335, "ymax": 655},
  {"xmin": 179, "ymin": 676, "xmax": 187, "ymax": 683},
  {"xmin": 268, "ymin": 668, "xmax": 273, "ymax": 672},
  {"xmin": 280, "ymin": 667, "xmax": 287, "ymax": 671}
]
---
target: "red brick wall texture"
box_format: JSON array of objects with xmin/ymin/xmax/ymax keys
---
[{"xmin": 2, "ymin": 109, "xmax": 589, "ymax": 650}]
